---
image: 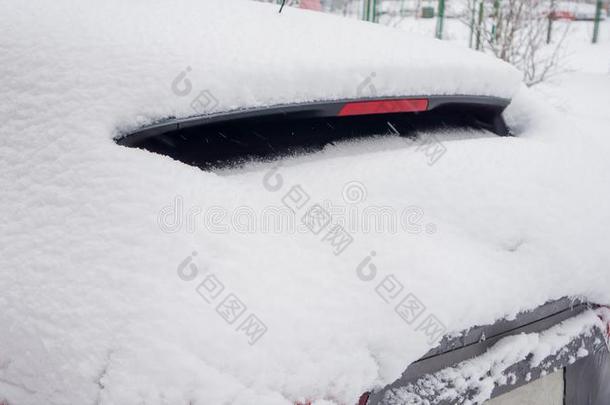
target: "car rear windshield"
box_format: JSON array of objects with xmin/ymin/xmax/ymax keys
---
[{"xmin": 116, "ymin": 96, "xmax": 510, "ymax": 170}]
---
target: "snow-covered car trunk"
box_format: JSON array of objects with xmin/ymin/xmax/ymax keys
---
[{"xmin": 1, "ymin": 0, "xmax": 609, "ymax": 405}]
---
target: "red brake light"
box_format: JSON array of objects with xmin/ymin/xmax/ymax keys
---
[
  {"xmin": 295, "ymin": 392, "xmax": 369, "ymax": 405},
  {"xmin": 338, "ymin": 98, "xmax": 429, "ymax": 117}
]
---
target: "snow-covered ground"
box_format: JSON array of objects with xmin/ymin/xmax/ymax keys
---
[{"xmin": 0, "ymin": 1, "xmax": 609, "ymax": 404}]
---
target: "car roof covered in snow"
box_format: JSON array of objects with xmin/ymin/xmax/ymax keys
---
[
  {"xmin": 7, "ymin": 0, "xmax": 521, "ymax": 137},
  {"xmin": 1, "ymin": 1, "xmax": 609, "ymax": 405}
]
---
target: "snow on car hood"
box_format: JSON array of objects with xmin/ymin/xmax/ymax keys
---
[{"xmin": 1, "ymin": 0, "xmax": 609, "ymax": 404}]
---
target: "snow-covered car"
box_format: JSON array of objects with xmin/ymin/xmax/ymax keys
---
[
  {"xmin": 1, "ymin": 1, "xmax": 609, "ymax": 405},
  {"xmin": 572, "ymin": 2, "xmax": 607, "ymax": 21},
  {"xmin": 553, "ymin": 1, "xmax": 607, "ymax": 20}
]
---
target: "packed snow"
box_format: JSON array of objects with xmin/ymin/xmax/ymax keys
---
[{"xmin": 0, "ymin": 0, "xmax": 609, "ymax": 404}]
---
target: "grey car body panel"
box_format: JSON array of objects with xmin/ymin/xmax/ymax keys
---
[
  {"xmin": 566, "ymin": 348, "xmax": 610, "ymax": 405},
  {"xmin": 365, "ymin": 298, "xmax": 609, "ymax": 404}
]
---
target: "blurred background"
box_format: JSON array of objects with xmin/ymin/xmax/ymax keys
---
[{"xmin": 255, "ymin": 0, "xmax": 609, "ymax": 85}]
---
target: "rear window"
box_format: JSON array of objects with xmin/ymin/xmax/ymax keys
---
[{"xmin": 116, "ymin": 96, "xmax": 510, "ymax": 170}]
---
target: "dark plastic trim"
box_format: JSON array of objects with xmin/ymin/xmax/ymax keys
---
[{"xmin": 115, "ymin": 95, "xmax": 511, "ymax": 147}]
